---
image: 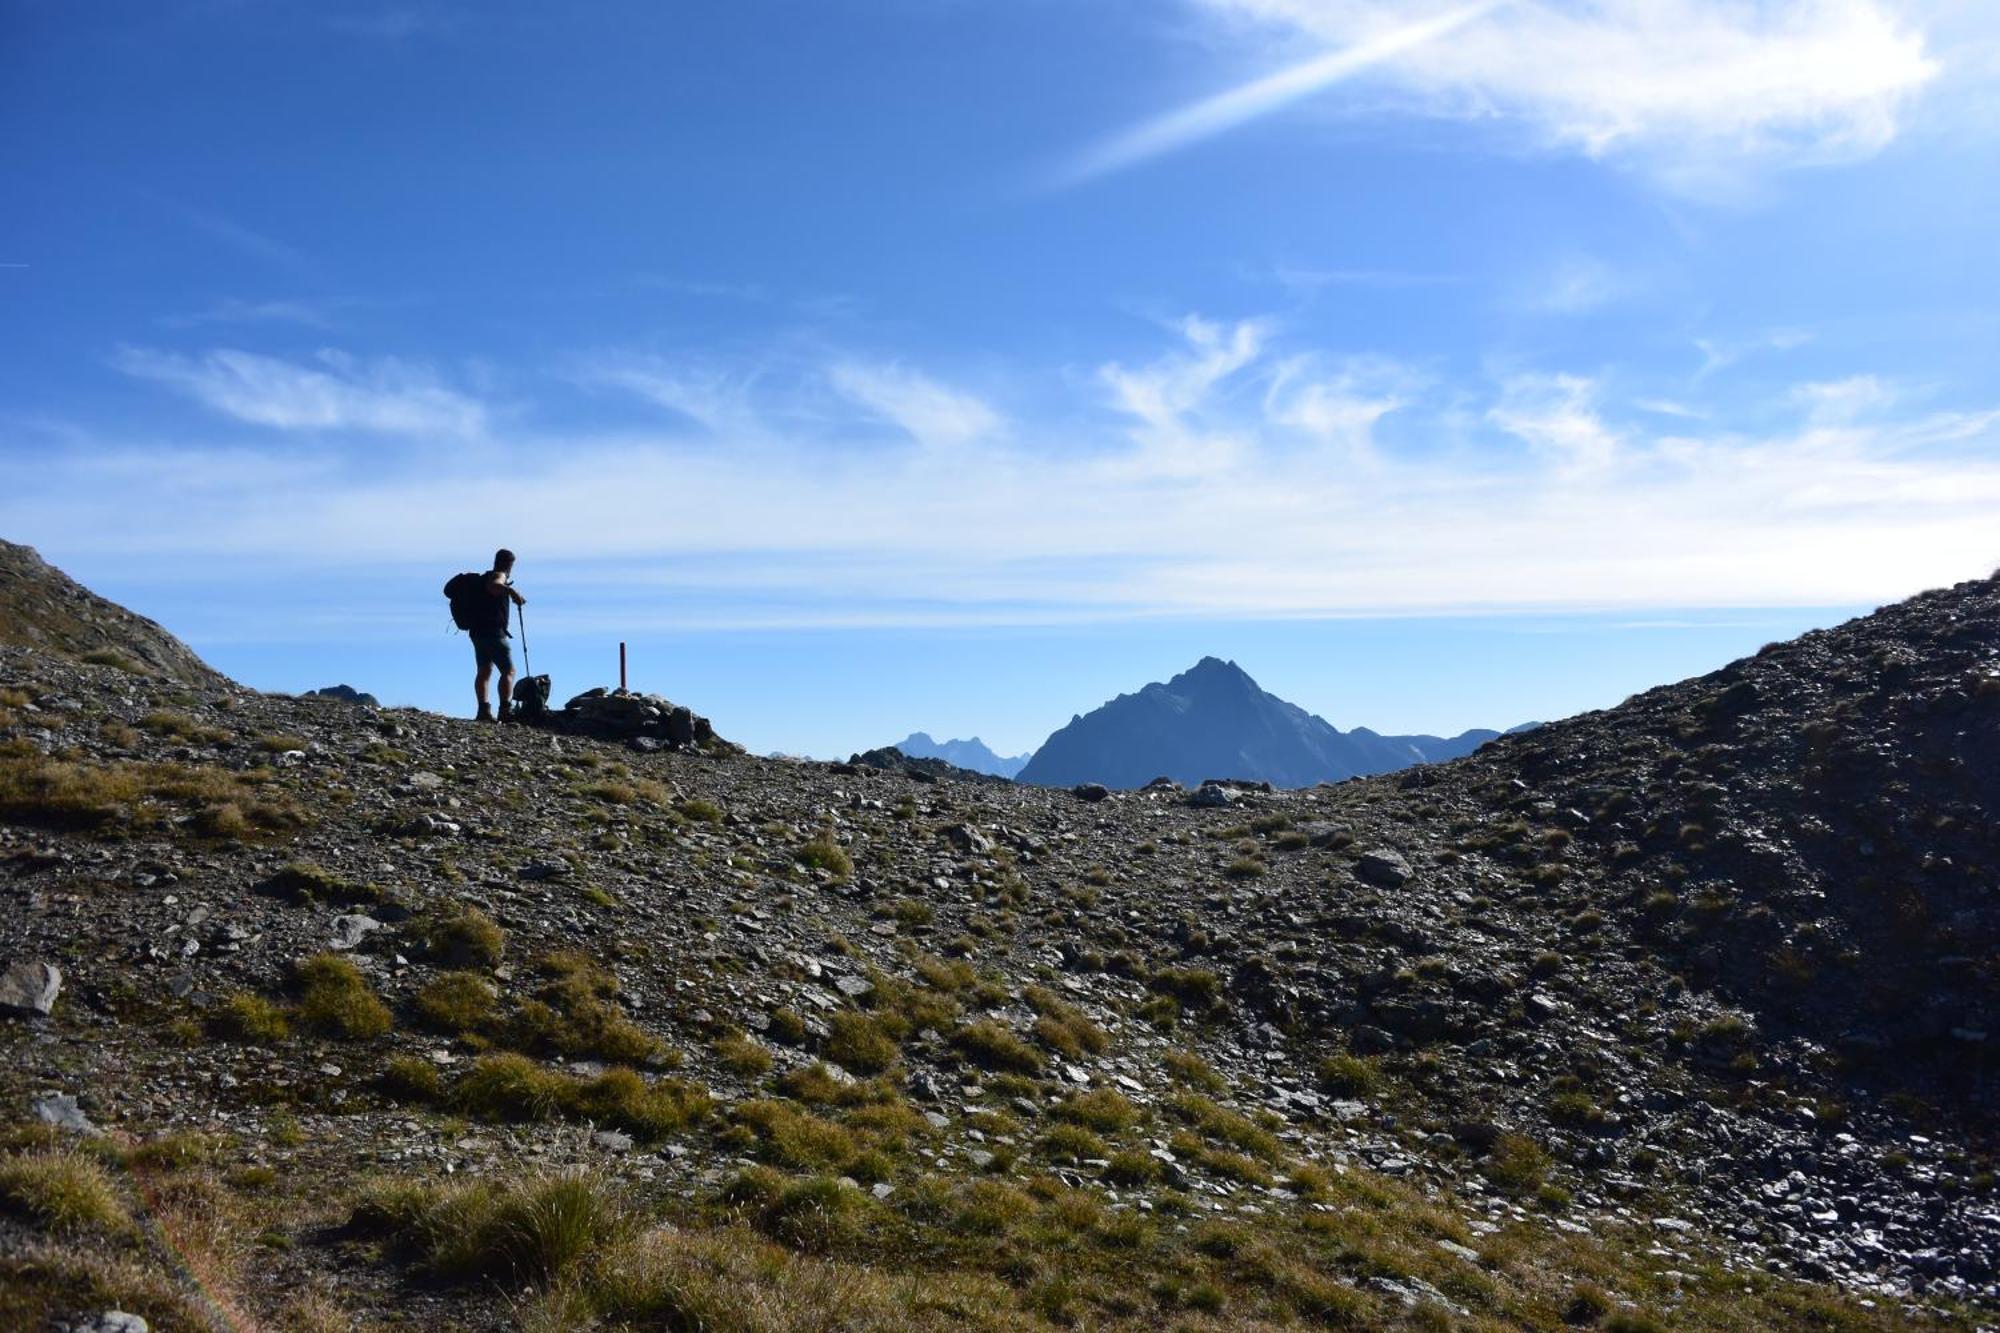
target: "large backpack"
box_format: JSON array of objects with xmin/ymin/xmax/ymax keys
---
[
  {"xmin": 443, "ymin": 572, "xmax": 486, "ymax": 632},
  {"xmin": 512, "ymin": 674, "xmax": 552, "ymax": 720}
]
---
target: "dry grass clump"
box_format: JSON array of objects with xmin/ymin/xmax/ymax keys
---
[
  {"xmin": 293, "ymin": 953, "xmax": 392, "ymax": 1039},
  {"xmin": 507, "ymin": 951, "xmax": 661, "ymax": 1065},
  {"xmin": 1052, "ymin": 1088, "xmax": 1140, "ymax": 1134},
  {"xmin": 1036, "ymin": 1123, "xmax": 1107, "ymax": 1165},
  {"xmin": 1318, "ymin": 1053, "xmax": 1381, "ymax": 1097},
  {"xmin": 415, "ymin": 905, "xmax": 506, "ymax": 969},
  {"xmin": 139, "ymin": 711, "xmax": 231, "ymax": 744},
  {"xmin": 559, "ymin": 1223, "xmax": 1018, "ymax": 1333},
  {"xmin": 715, "ymin": 1031, "xmax": 776, "ymax": 1077},
  {"xmin": 415, "ymin": 971, "xmax": 499, "ymax": 1034},
  {"xmin": 1146, "ymin": 966, "xmax": 1224, "ymax": 1013},
  {"xmin": 378, "ymin": 1054, "xmax": 444, "ymax": 1103},
  {"xmin": 949, "ymin": 1020, "xmax": 1044, "ymax": 1075},
  {"xmin": 824, "ymin": 1011, "xmax": 900, "ymax": 1076},
  {"xmin": 80, "ymin": 648, "xmax": 143, "ymax": 672},
  {"xmin": 1165, "ymin": 1093, "xmax": 1282, "ymax": 1162},
  {"xmin": 211, "ymin": 991, "xmax": 291, "ymax": 1043},
  {"xmin": 450, "ymin": 1054, "xmax": 709, "ymax": 1140},
  {"xmin": 679, "ymin": 797, "xmax": 725, "ymax": 824},
  {"xmin": 1162, "ymin": 1049, "xmax": 1227, "ymax": 1093},
  {"xmin": 260, "ymin": 861, "xmax": 382, "ymax": 906},
  {"xmin": 796, "ymin": 833, "xmax": 854, "ymax": 880},
  {"xmin": 580, "ymin": 774, "xmax": 672, "ymax": 807},
  {"xmin": 0, "ymin": 1150, "xmax": 130, "ymax": 1235},
  {"xmin": 353, "ymin": 1169, "xmax": 630, "ymax": 1286},
  {"xmin": 725, "ymin": 1101, "xmax": 861, "ymax": 1174},
  {"xmin": 0, "ymin": 749, "xmax": 306, "ymax": 835},
  {"xmin": 1482, "ymin": 1132, "xmax": 1552, "ymax": 1196},
  {"xmin": 772, "ymin": 1063, "xmax": 876, "ymax": 1108},
  {"xmin": 1023, "ymin": 985, "xmax": 1108, "ymax": 1059}
]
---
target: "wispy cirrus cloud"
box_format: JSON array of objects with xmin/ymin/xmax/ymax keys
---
[
  {"xmin": 159, "ymin": 298, "xmax": 338, "ymax": 331},
  {"xmin": 113, "ymin": 346, "xmax": 487, "ymax": 438},
  {"xmin": 55, "ymin": 318, "xmax": 2000, "ymax": 625},
  {"xmin": 1150, "ymin": 0, "xmax": 1940, "ymax": 188},
  {"xmin": 826, "ymin": 362, "xmax": 1004, "ymax": 450}
]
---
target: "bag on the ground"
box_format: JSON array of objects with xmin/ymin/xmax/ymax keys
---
[
  {"xmin": 443, "ymin": 572, "xmax": 485, "ymax": 631},
  {"xmin": 512, "ymin": 674, "xmax": 552, "ymax": 719}
]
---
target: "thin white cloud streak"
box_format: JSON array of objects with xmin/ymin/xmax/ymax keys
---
[
  {"xmin": 113, "ymin": 346, "xmax": 488, "ymax": 438},
  {"xmin": 33, "ymin": 320, "xmax": 2000, "ymax": 625},
  {"xmin": 159, "ymin": 299, "xmax": 337, "ymax": 331},
  {"xmin": 1189, "ymin": 0, "xmax": 1940, "ymax": 177},
  {"xmin": 826, "ymin": 363, "xmax": 1004, "ymax": 449},
  {"xmin": 1057, "ymin": 1, "xmax": 1507, "ymax": 182}
]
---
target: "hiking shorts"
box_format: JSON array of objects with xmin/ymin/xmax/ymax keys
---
[{"xmin": 471, "ymin": 632, "xmax": 514, "ymax": 675}]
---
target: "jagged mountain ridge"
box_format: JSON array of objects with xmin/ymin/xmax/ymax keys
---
[
  {"xmin": 1016, "ymin": 656, "xmax": 1502, "ymax": 789},
  {"xmin": 0, "ymin": 538, "xmax": 225, "ymax": 686},
  {"xmin": 890, "ymin": 732, "xmax": 1030, "ymax": 779}
]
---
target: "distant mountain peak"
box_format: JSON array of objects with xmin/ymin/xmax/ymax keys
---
[
  {"xmin": 1017, "ymin": 657, "xmax": 1503, "ymax": 790},
  {"xmin": 888, "ymin": 731, "xmax": 1030, "ymax": 780},
  {"xmin": 1172, "ymin": 656, "xmax": 1253, "ymax": 686}
]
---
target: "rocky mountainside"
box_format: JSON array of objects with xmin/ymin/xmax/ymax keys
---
[
  {"xmin": 0, "ymin": 540, "xmax": 224, "ymax": 687},
  {"xmin": 0, "ymin": 557, "xmax": 1996, "ymax": 1332},
  {"xmin": 1017, "ymin": 657, "xmax": 1503, "ymax": 789},
  {"xmin": 891, "ymin": 733, "xmax": 1031, "ymax": 780}
]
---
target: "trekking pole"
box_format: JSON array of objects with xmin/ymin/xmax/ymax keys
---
[{"xmin": 516, "ymin": 602, "xmax": 531, "ymax": 678}]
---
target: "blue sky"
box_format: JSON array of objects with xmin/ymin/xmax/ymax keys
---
[{"xmin": 4, "ymin": 0, "xmax": 1999, "ymax": 757}]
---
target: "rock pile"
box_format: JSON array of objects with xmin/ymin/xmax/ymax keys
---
[{"xmin": 552, "ymin": 686, "xmax": 728, "ymax": 752}]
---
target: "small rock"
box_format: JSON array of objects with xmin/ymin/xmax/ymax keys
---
[
  {"xmin": 1071, "ymin": 783, "xmax": 1110, "ymax": 803},
  {"xmin": 329, "ymin": 915, "xmax": 383, "ymax": 951},
  {"xmin": 0, "ymin": 961, "xmax": 62, "ymax": 1017},
  {"xmin": 944, "ymin": 824, "xmax": 995, "ymax": 854},
  {"xmin": 31, "ymin": 1092, "xmax": 95, "ymax": 1134},
  {"xmin": 69, "ymin": 1314, "xmax": 148, "ymax": 1333},
  {"xmin": 595, "ymin": 1130, "xmax": 635, "ymax": 1152}
]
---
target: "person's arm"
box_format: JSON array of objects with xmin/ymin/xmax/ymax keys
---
[{"xmin": 485, "ymin": 572, "xmax": 527, "ymax": 606}]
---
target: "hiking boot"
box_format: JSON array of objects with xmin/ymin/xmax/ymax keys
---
[
  {"xmin": 476, "ymin": 702, "xmax": 495, "ymax": 723},
  {"xmin": 497, "ymin": 700, "xmax": 514, "ymax": 725}
]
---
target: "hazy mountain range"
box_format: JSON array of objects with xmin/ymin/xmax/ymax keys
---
[{"xmin": 889, "ymin": 732, "xmax": 1031, "ymax": 780}]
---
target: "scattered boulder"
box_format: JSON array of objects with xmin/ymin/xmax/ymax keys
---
[
  {"xmin": 1071, "ymin": 783, "xmax": 1110, "ymax": 803},
  {"xmin": 0, "ymin": 960, "xmax": 62, "ymax": 1017},
  {"xmin": 305, "ymin": 684, "xmax": 379, "ymax": 707},
  {"xmin": 62, "ymin": 1314, "xmax": 148, "ymax": 1333},
  {"xmin": 329, "ymin": 915, "xmax": 384, "ymax": 951},
  {"xmin": 31, "ymin": 1091, "xmax": 96, "ymax": 1134},
  {"xmin": 1354, "ymin": 847, "xmax": 1413, "ymax": 887}
]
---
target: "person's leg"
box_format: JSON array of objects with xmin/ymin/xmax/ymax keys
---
[
  {"xmin": 474, "ymin": 639, "xmax": 496, "ymax": 720},
  {"xmin": 494, "ymin": 639, "xmax": 517, "ymax": 722}
]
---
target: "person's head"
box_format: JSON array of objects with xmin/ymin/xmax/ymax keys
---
[{"xmin": 493, "ymin": 548, "xmax": 516, "ymax": 573}]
